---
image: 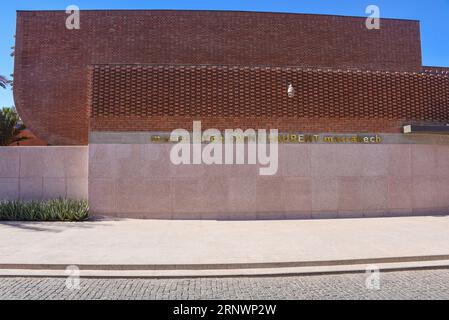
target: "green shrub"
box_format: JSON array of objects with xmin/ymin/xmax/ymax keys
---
[{"xmin": 0, "ymin": 199, "xmax": 89, "ymax": 221}]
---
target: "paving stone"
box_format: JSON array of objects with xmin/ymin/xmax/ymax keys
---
[{"xmin": 0, "ymin": 269, "xmax": 449, "ymax": 300}]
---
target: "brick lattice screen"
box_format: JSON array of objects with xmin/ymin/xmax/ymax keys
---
[{"xmin": 89, "ymin": 65, "xmax": 449, "ymax": 133}]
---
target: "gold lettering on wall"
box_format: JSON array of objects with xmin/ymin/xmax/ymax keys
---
[{"xmin": 149, "ymin": 133, "xmax": 383, "ymax": 144}]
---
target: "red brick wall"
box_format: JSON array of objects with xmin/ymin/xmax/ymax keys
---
[
  {"xmin": 89, "ymin": 65, "xmax": 449, "ymax": 133},
  {"xmin": 91, "ymin": 116, "xmax": 402, "ymax": 134},
  {"xmin": 14, "ymin": 10, "xmax": 423, "ymax": 145}
]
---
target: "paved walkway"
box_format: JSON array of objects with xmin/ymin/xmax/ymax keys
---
[
  {"xmin": 1, "ymin": 216, "xmax": 449, "ymax": 275},
  {"xmin": 1, "ymin": 269, "xmax": 449, "ymax": 300}
]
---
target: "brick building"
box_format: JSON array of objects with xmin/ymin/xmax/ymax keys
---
[
  {"xmin": 13, "ymin": 10, "xmax": 449, "ymax": 145},
  {"xmin": 9, "ymin": 10, "xmax": 449, "ymax": 219}
]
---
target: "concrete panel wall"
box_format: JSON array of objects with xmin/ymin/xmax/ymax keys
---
[
  {"xmin": 0, "ymin": 147, "xmax": 88, "ymax": 201},
  {"xmin": 88, "ymin": 143, "xmax": 449, "ymax": 219}
]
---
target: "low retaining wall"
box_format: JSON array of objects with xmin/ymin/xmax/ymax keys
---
[
  {"xmin": 0, "ymin": 147, "xmax": 88, "ymax": 201},
  {"xmin": 2, "ymin": 144, "xmax": 448, "ymax": 219},
  {"xmin": 88, "ymin": 142, "xmax": 449, "ymax": 219}
]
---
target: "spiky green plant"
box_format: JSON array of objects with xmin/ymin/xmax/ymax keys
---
[
  {"xmin": 0, "ymin": 199, "xmax": 89, "ymax": 221},
  {"xmin": 0, "ymin": 107, "xmax": 28, "ymax": 146}
]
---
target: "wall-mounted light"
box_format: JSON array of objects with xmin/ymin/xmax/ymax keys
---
[
  {"xmin": 403, "ymin": 125, "xmax": 412, "ymax": 134},
  {"xmin": 287, "ymin": 84, "xmax": 295, "ymax": 98}
]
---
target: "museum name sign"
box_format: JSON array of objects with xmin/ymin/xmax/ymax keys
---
[{"xmin": 150, "ymin": 133, "xmax": 383, "ymax": 144}]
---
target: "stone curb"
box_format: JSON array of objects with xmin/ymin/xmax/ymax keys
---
[{"xmin": 1, "ymin": 257, "xmax": 449, "ymax": 278}]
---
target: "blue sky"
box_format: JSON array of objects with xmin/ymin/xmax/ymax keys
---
[{"xmin": 1, "ymin": 0, "xmax": 448, "ymax": 107}]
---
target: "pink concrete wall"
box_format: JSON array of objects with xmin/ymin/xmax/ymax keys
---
[
  {"xmin": 0, "ymin": 147, "xmax": 88, "ymax": 201},
  {"xmin": 88, "ymin": 143, "xmax": 449, "ymax": 219}
]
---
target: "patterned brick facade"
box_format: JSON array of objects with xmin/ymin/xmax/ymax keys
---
[
  {"xmin": 89, "ymin": 65, "xmax": 449, "ymax": 133},
  {"xmin": 14, "ymin": 10, "xmax": 425, "ymax": 145}
]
